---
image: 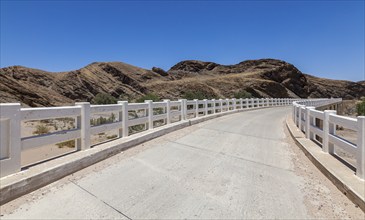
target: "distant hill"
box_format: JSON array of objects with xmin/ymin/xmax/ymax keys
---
[{"xmin": 1, "ymin": 59, "xmax": 364, "ymax": 107}]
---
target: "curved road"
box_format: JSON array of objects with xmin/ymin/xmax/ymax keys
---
[{"xmin": 1, "ymin": 107, "xmax": 363, "ymax": 219}]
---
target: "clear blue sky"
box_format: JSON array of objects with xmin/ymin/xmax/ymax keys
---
[{"xmin": 1, "ymin": 0, "xmax": 364, "ymax": 81}]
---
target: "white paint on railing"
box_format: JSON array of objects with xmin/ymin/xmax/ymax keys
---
[{"xmin": 292, "ymin": 99, "xmax": 365, "ymax": 179}]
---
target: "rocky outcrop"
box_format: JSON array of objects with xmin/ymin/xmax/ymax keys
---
[
  {"xmin": 1, "ymin": 59, "xmax": 364, "ymax": 107},
  {"xmin": 152, "ymin": 67, "xmax": 168, "ymax": 76}
]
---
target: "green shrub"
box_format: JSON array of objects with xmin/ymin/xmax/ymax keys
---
[
  {"xmin": 183, "ymin": 91, "xmax": 206, "ymax": 100},
  {"xmin": 233, "ymin": 90, "xmax": 253, "ymax": 99},
  {"xmin": 33, "ymin": 124, "xmax": 50, "ymax": 135},
  {"xmin": 356, "ymin": 98, "xmax": 365, "ymax": 116},
  {"xmin": 91, "ymin": 93, "xmax": 117, "ymax": 104},
  {"xmin": 136, "ymin": 93, "xmax": 160, "ymax": 103}
]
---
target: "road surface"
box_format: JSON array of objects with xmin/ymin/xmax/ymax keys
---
[{"xmin": 1, "ymin": 107, "xmax": 363, "ymax": 219}]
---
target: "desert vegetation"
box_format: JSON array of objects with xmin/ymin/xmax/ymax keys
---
[
  {"xmin": 233, "ymin": 90, "xmax": 253, "ymax": 99},
  {"xmin": 32, "ymin": 124, "xmax": 51, "ymax": 135},
  {"xmin": 356, "ymin": 97, "xmax": 365, "ymax": 116},
  {"xmin": 90, "ymin": 113, "xmax": 116, "ymax": 126},
  {"xmin": 91, "ymin": 93, "xmax": 117, "ymax": 104}
]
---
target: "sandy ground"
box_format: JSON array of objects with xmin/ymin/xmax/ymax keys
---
[
  {"xmin": 335, "ymin": 128, "xmax": 357, "ymax": 167},
  {"xmin": 282, "ymin": 121, "xmax": 364, "ymax": 219}
]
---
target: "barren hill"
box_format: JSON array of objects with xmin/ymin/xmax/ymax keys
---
[{"xmin": 0, "ymin": 59, "xmax": 364, "ymax": 107}]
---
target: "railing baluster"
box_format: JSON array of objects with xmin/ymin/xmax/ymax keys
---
[
  {"xmin": 75, "ymin": 102, "xmax": 90, "ymax": 150},
  {"xmin": 356, "ymin": 116, "xmax": 365, "ymax": 179}
]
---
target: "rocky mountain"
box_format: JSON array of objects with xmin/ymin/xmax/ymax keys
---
[{"xmin": 0, "ymin": 59, "xmax": 364, "ymax": 107}]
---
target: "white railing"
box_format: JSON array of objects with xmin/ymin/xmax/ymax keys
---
[
  {"xmin": 292, "ymin": 99, "xmax": 365, "ymax": 180},
  {"xmin": 0, "ymin": 97, "xmax": 297, "ymax": 178}
]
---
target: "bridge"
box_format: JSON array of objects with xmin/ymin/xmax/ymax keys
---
[{"xmin": 0, "ymin": 98, "xmax": 364, "ymax": 219}]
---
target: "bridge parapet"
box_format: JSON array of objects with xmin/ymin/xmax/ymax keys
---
[
  {"xmin": 292, "ymin": 99, "xmax": 365, "ymax": 180},
  {"xmin": 0, "ymin": 97, "xmax": 299, "ymax": 178}
]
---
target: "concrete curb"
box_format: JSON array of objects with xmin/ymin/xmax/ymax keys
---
[
  {"xmin": 285, "ymin": 116, "xmax": 365, "ymax": 212},
  {"xmin": 0, "ymin": 106, "xmax": 277, "ymax": 205}
]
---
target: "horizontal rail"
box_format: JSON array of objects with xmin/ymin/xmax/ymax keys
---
[
  {"xmin": 310, "ymin": 109, "xmax": 324, "ymax": 120},
  {"xmin": 328, "ymin": 134, "xmax": 357, "ymax": 155},
  {"xmin": 90, "ymin": 104, "xmax": 121, "ymax": 113},
  {"xmin": 128, "ymin": 103, "xmax": 148, "ymax": 111},
  {"xmin": 90, "ymin": 121, "xmax": 123, "ymax": 135},
  {"xmin": 329, "ymin": 114, "xmax": 357, "ymax": 131},
  {"xmin": 310, "ymin": 125, "xmax": 324, "ymax": 138},
  {"xmin": 153, "ymin": 102, "xmax": 167, "ymax": 108},
  {"xmin": 128, "ymin": 116, "xmax": 148, "ymax": 127},
  {"xmin": 186, "ymin": 109, "xmax": 195, "ymax": 114},
  {"xmin": 170, "ymin": 101, "xmax": 181, "ymax": 107},
  {"xmin": 21, "ymin": 106, "xmax": 81, "ymax": 121},
  {"xmin": 153, "ymin": 113, "xmax": 167, "ymax": 121}
]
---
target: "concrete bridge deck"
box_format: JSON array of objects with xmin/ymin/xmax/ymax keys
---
[{"xmin": 1, "ymin": 107, "xmax": 363, "ymax": 219}]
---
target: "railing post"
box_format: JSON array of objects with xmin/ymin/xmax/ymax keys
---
[
  {"xmin": 225, "ymin": 99, "xmax": 229, "ymax": 111},
  {"xmin": 356, "ymin": 116, "xmax": 365, "ymax": 179},
  {"xmin": 204, "ymin": 99, "xmax": 208, "ymax": 115},
  {"xmin": 178, "ymin": 99, "xmax": 183, "ymax": 120},
  {"xmin": 0, "ymin": 103, "xmax": 21, "ymax": 177},
  {"xmin": 178, "ymin": 99, "xmax": 187, "ymax": 120},
  {"xmin": 295, "ymin": 105, "xmax": 299, "ymax": 126},
  {"xmin": 305, "ymin": 107, "xmax": 315, "ymax": 139},
  {"xmin": 212, "ymin": 99, "xmax": 216, "ymax": 113},
  {"xmin": 75, "ymin": 102, "xmax": 90, "ymax": 150},
  {"xmin": 117, "ymin": 101, "xmax": 123, "ymax": 137},
  {"xmin": 245, "ymin": 98, "xmax": 248, "ymax": 108},
  {"xmin": 232, "ymin": 98, "xmax": 236, "ymax": 110},
  {"xmin": 118, "ymin": 101, "xmax": 129, "ymax": 137},
  {"xmin": 194, "ymin": 99, "xmax": 199, "ymax": 118},
  {"xmin": 298, "ymin": 105, "xmax": 303, "ymax": 131},
  {"xmin": 323, "ymin": 110, "xmax": 336, "ymax": 153},
  {"xmin": 293, "ymin": 104, "xmax": 296, "ymax": 122},
  {"xmin": 239, "ymin": 98, "xmax": 243, "ymax": 109},
  {"xmin": 219, "ymin": 99, "xmax": 223, "ymax": 112},
  {"xmin": 145, "ymin": 100, "xmax": 153, "ymax": 130},
  {"xmin": 163, "ymin": 99, "xmax": 171, "ymax": 124}
]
